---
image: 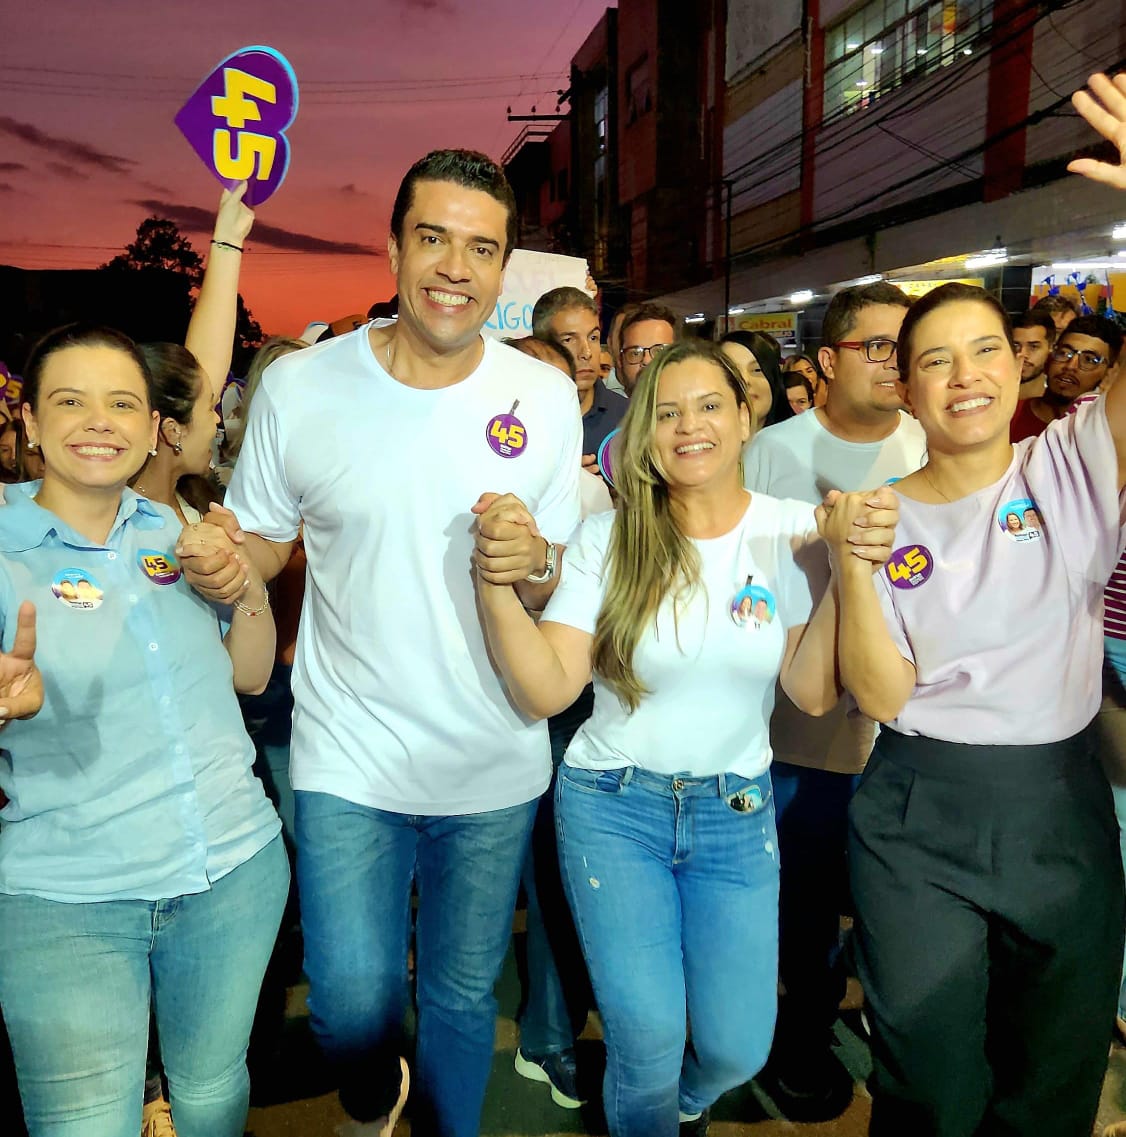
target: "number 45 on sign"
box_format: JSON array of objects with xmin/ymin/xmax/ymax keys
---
[{"xmin": 175, "ymin": 46, "xmax": 299, "ymax": 206}]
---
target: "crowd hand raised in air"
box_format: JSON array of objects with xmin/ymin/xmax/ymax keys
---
[
  {"xmin": 175, "ymin": 503, "xmax": 253, "ymax": 605},
  {"xmin": 214, "ymin": 180, "xmax": 255, "ymax": 246},
  {"xmin": 816, "ymin": 485, "xmax": 899, "ymax": 574},
  {"xmin": 0, "ymin": 603, "xmax": 43, "ymax": 724},
  {"xmin": 1069, "ymin": 71, "xmax": 1126, "ymax": 190},
  {"xmin": 471, "ymin": 492, "xmax": 543, "ymax": 585}
]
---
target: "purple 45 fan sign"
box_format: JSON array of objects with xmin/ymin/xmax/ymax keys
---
[{"xmin": 175, "ymin": 46, "xmax": 298, "ymax": 206}]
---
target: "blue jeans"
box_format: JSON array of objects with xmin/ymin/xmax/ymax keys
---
[
  {"xmin": 771, "ymin": 761, "xmax": 859, "ymax": 1052},
  {"xmin": 295, "ymin": 790, "xmax": 537, "ymax": 1137},
  {"xmin": 0, "ymin": 836, "xmax": 288, "ymax": 1137},
  {"xmin": 519, "ymin": 688, "xmax": 594, "ymax": 1056},
  {"xmin": 556, "ymin": 764, "xmax": 780, "ymax": 1137}
]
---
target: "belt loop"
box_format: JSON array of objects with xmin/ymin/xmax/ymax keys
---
[
  {"xmin": 621, "ymin": 767, "xmax": 634, "ymax": 787},
  {"xmin": 718, "ymin": 772, "xmax": 728, "ymax": 797}
]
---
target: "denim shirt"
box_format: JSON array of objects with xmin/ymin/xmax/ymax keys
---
[{"xmin": 0, "ymin": 483, "xmax": 279, "ymax": 902}]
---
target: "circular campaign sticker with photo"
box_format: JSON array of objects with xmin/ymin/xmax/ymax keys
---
[
  {"xmin": 996, "ymin": 498, "xmax": 1044, "ymax": 543},
  {"xmin": 885, "ymin": 544, "xmax": 933, "ymax": 590},
  {"xmin": 731, "ymin": 575, "xmax": 777, "ymax": 629},
  {"xmin": 485, "ymin": 399, "xmax": 528, "ymax": 459},
  {"xmin": 137, "ymin": 549, "xmax": 182, "ymax": 586},
  {"xmin": 51, "ymin": 567, "xmax": 104, "ymax": 611}
]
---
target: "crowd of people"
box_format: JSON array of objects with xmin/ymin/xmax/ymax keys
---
[{"xmin": 0, "ymin": 68, "xmax": 1124, "ymax": 1137}]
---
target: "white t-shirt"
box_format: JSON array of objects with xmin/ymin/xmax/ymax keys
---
[
  {"xmin": 227, "ymin": 330, "xmax": 583, "ymax": 815},
  {"xmin": 876, "ymin": 398, "xmax": 1125, "ymax": 745},
  {"xmin": 743, "ymin": 408, "xmax": 927, "ymax": 502},
  {"xmin": 543, "ymin": 496, "xmax": 823, "ymax": 778},
  {"xmin": 744, "ymin": 408, "xmax": 927, "ymax": 773}
]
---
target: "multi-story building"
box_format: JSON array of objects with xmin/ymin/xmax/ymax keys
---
[
  {"xmin": 502, "ymin": 1, "xmax": 726, "ymax": 306},
  {"xmin": 660, "ymin": 0, "xmax": 1126, "ymax": 339}
]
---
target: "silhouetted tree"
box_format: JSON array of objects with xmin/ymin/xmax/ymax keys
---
[{"xmin": 102, "ymin": 216, "xmax": 264, "ymax": 372}]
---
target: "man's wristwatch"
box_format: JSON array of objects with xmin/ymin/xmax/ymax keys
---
[{"xmin": 524, "ymin": 541, "xmax": 559, "ymax": 584}]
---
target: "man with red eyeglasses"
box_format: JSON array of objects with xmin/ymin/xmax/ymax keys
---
[{"xmin": 1010, "ymin": 314, "xmax": 1122, "ymax": 442}]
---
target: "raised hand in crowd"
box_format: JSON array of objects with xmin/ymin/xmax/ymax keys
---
[
  {"xmin": 1069, "ymin": 71, "xmax": 1126, "ymax": 190},
  {"xmin": 185, "ymin": 181, "xmax": 256, "ymax": 403}
]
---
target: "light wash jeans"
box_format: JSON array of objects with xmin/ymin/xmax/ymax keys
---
[
  {"xmin": 556, "ymin": 764, "xmax": 780, "ymax": 1137},
  {"xmin": 0, "ymin": 836, "xmax": 288, "ymax": 1137}
]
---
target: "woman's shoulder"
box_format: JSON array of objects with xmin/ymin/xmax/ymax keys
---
[{"xmin": 572, "ymin": 507, "xmax": 616, "ymax": 552}]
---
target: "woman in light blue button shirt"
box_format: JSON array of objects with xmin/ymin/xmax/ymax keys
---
[{"xmin": 0, "ymin": 323, "xmax": 288, "ymax": 1137}]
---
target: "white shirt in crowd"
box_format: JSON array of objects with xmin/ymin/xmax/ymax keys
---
[
  {"xmin": 228, "ymin": 330, "xmax": 583, "ymax": 816},
  {"xmin": 543, "ymin": 496, "xmax": 823, "ymax": 779}
]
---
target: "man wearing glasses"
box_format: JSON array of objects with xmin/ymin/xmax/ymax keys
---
[
  {"xmin": 616, "ymin": 301, "xmax": 677, "ymax": 396},
  {"xmin": 1010, "ymin": 314, "xmax": 1122, "ymax": 442},
  {"xmin": 741, "ymin": 282, "xmax": 926, "ymax": 1123}
]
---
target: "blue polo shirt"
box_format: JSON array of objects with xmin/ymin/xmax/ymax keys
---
[{"xmin": 0, "ymin": 483, "xmax": 279, "ymax": 902}]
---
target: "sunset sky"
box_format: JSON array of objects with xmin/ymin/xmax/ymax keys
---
[{"xmin": 1, "ymin": 0, "xmax": 611, "ymax": 335}]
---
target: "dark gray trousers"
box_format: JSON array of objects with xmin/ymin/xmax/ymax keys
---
[{"xmin": 850, "ymin": 726, "xmax": 1123, "ymax": 1137}]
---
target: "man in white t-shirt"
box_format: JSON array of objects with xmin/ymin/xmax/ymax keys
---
[
  {"xmin": 743, "ymin": 281, "xmax": 925, "ymax": 1121},
  {"xmin": 180, "ymin": 150, "xmax": 582, "ymax": 1137}
]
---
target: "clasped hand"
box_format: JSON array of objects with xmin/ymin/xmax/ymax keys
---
[
  {"xmin": 471, "ymin": 493, "xmax": 543, "ymax": 585},
  {"xmin": 816, "ymin": 485, "xmax": 899, "ymax": 574},
  {"xmin": 176, "ymin": 503, "xmax": 258, "ymax": 603}
]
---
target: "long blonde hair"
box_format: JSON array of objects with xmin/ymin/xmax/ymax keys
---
[{"xmin": 592, "ymin": 340, "xmax": 754, "ymax": 711}]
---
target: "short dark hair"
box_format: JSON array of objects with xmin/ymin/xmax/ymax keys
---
[
  {"xmin": 897, "ymin": 282, "xmax": 1014, "ymax": 374},
  {"xmin": 1011, "ymin": 309, "xmax": 1056, "ymax": 342},
  {"xmin": 503, "ymin": 334, "xmax": 577, "ymax": 380},
  {"xmin": 22, "ymin": 323, "xmax": 152, "ymax": 412},
  {"xmin": 390, "ymin": 149, "xmax": 518, "ymax": 264},
  {"xmin": 531, "ymin": 287, "xmax": 598, "ymax": 337},
  {"xmin": 1058, "ymin": 313, "xmax": 1123, "ymax": 365},
  {"xmin": 822, "ymin": 282, "xmax": 912, "ymax": 347},
  {"xmin": 1031, "ymin": 293, "xmax": 1080, "ymax": 318},
  {"xmin": 619, "ymin": 302, "xmax": 677, "ymax": 345}
]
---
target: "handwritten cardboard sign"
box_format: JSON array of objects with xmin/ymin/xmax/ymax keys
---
[{"xmin": 175, "ymin": 46, "xmax": 298, "ymax": 206}]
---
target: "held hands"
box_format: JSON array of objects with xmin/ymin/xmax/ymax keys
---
[
  {"xmin": 175, "ymin": 503, "xmax": 254, "ymax": 604},
  {"xmin": 1069, "ymin": 72, "xmax": 1126, "ymax": 190},
  {"xmin": 471, "ymin": 492, "xmax": 544, "ymax": 585},
  {"xmin": 0, "ymin": 603, "xmax": 43, "ymax": 723},
  {"xmin": 214, "ymin": 181, "xmax": 255, "ymax": 247},
  {"xmin": 816, "ymin": 486, "xmax": 899, "ymax": 575},
  {"xmin": 581, "ymin": 453, "xmax": 601, "ymax": 477}
]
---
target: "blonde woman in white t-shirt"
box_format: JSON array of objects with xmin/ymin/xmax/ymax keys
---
[{"xmin": 474, "ymin": 339, "xmax": 897, "ymax": 1137}]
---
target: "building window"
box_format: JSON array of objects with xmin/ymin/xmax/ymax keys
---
[
  {"xmin": 626, "ymin": 56, "xmax": 652, "ymax": 125},
  {"xmin": 824, "ymin": 0, "xmax": 993, "ymax": 119},
  {"xmin": 594, "ymin": 86, "xmax": 609, "ymax": 156}
]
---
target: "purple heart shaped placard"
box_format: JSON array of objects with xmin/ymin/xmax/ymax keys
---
[{"xmin": 175, "ymin": 46, "xmax": 298, "ymax": 206}]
